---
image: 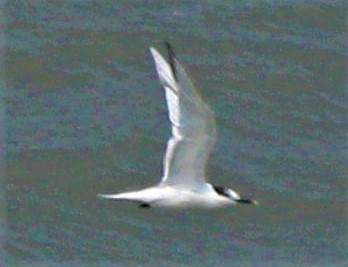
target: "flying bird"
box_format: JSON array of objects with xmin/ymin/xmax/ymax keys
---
[{"xmin": 98, "ymin": 42, "xmax": 258, "ymax": 208}]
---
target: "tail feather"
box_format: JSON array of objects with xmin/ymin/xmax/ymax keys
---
[
  {"xmin": 97, "ymin": 194, "xmax": 119, "ymax": 200},
  {"xmin": 97, "ymin": 192, "xmax": 144, "ymax": 203}
]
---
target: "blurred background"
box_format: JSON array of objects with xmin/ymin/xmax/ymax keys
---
[{"xmin": 2, "ymin": 0, "xmax": 347, "ymax": 266}]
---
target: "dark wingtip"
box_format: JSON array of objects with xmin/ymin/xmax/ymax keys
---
[
  {"xmin": 139, "ymin": 203, "xmax": 151, "ymax": 208},
  {"xmin": 164, "ymin": 41, "xmax": 178, "ymax": 81},
  {"xmin": 164, "ymin": 41, "xmax": 174, "ymax": 55}
]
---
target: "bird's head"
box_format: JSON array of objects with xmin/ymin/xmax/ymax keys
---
[{"xmin": 212, "ymin": 185, "xmax": 259, "ymax": 205}]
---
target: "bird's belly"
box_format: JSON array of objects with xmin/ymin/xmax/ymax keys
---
[{"xmin": 150, "ymin": 189, "xmax": 231, "ymax": 208}]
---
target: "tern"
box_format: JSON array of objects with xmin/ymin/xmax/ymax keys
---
[{"xmin": 98, "ymin": 42, "xmax": 258, "ymax": 208}]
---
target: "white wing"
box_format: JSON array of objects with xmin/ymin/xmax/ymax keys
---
[{"xmin": 150, "ymin": 45, "xmax": 216, "ymax": 189}]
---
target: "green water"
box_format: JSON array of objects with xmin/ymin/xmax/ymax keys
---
[{"xmin": 2, "ymin": 1, "xmax": 347, "ymax": 266}]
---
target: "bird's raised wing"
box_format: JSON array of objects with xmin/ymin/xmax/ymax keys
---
[{"xmin": 150, "ymin": 43, "xmax": 216, "ymax": 189}]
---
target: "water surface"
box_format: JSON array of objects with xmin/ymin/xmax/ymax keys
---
[{"xmin": 2, "ymin": 1, "xmax": 347, "ymax": 266}]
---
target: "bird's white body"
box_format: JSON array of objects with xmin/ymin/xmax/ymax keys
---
[
  {"xmin": 99, "ymin": 43, "xmax": 257, "ymax": 209},
  {"xmin": 99, "ymin": 184, "xmax": 234, "ymax": 208}
]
